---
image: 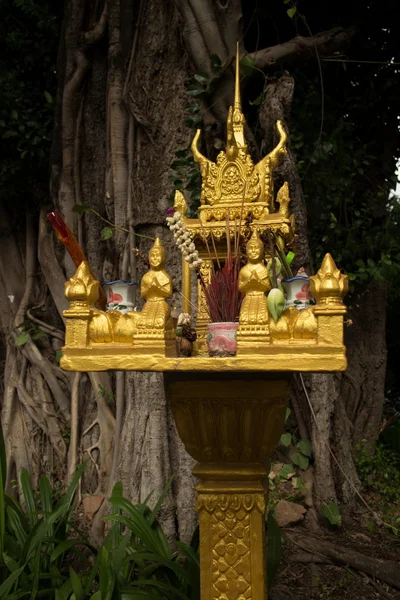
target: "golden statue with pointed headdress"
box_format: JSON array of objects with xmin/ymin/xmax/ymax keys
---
[
  {"xmin": 239, "ymin": 230, "xmax": 271, "ymax": 325},
  {"xmin": 137, "ymin": 238, "xmax": 173, "ymax": 331},
  {"xmin": 237, "ymin": 231, "xmax": 271, "ymax": 353}
]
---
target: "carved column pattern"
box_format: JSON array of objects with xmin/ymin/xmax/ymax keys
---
[
  {"xmin": 197, "ymin": 490, "xmax": 266, "ymax": 600},
  {"xmin": 196, "ymin": 259, "xmax": 212, "ymax": 352},
  {"xmin": 165, "ymin": 374, "xmax": 290, "ymax": 600}
]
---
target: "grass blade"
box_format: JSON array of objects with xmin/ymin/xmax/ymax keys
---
[
  {"xmin": 70, "ymin": 567, "xmax": 85, "ymax": 600},
  {"xmin": 20, "ymin": 469, "xmax": 37, "ymax": 527},
  {"xmin": 148, "ymin": 477, "xmax": 173, "ymax": 526}
]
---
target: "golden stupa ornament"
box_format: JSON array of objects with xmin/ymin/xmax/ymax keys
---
[{"xmin": 191, "ymin": 45, "xmax": 288, "ymax": 222}]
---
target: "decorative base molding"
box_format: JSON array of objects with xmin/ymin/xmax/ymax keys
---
[{"xmin": 165, "ymin": 373, "xmax": 290, "ymax": 600}]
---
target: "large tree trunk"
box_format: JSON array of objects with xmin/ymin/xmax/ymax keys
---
[{"xmin": 258, "ymin": 74, "xmax": 387, "ymax": 513}]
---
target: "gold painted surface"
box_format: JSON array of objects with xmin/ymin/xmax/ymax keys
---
[
  {"xmin": 135, "ymin": 238, "xmax": 174, "ymax": 337},
  {"xmin": 310, "ymin": 253, "xmax": 348, "ymax": 314},
  {"xmin": 167, "ymin": 378, "xmax": 288, "ymax": 463},
  {"xmin": 174, "ymin": 46, "xmax": 294, "ymax": 342},
  {"xmin": 62, "ymin": 239, "xmax": 176, "ymax": 357},
  {"xmin": 197, "ymin": 490, "xmax": 266, "ymax": 600},
  {"xmin": 60, "ymin": 348, "xmax": 347, "ymax": 372},
  {"xmin": 237, "ymin": 231, "xmax": 271, "ymax": 350},
  {"xmin": 191, "ymin": 50, "xmax": 287, "ymax": 217},
  {"xmin": 61, "ymin": 250, "xmax": 347, "ymax": 370},
  {"xmin": 165, "ymin": 375, "xmax": 289, "ymax": 600},
  {"xmin": 270, "ymin": 306, "xmax": 317, "ymax": 341}
]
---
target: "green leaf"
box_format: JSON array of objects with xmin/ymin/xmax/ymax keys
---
[
  {"xmin": 50, "ymin": 538, "xmax": 95, "ymax": 563},
  {"xmin": 210, "ymin": 54, "xmax": 222, "ymax": 74},
  {"xmin": 70, "ymin": 567, "xmax": 85, "ymax": 600},
  {"xmin": 56, "ymin": 349, "xmax": 63, "ymax": 364},
  {"xmin": 290, "ymin": 452, "xmax": 309, "ymax": 471},
  {"xmin": 280, "ymin": 433, "xmax": 292, "ymax": 447},
  {"xmin": 194, "ymin": 72, "xmax": 209, "ymax": 83},
  {"xmin": 44, "ymin": 91, "xmax": 53, "ymax": 104},
  {"xmin": 321, "ymin": 503, "xmax": 342, "ymax": 526},
  {"xmin": 292, "ymin": 477, "xmax": 307, "ymax": 491},
  {"xmin": 285, "ymin": 407, "xmax": 291, "ymax": 422},
  {"xmin": 101, "ymin": 227, "xmax": 113, "ymax": 240},
  {"xmin": 277, "ymin": 464, "xmax": 296, "ymax": 481},
  {"xmin": 296, "ymin": 439, "xmax": 312, "ymax": 458},
  {"xmin": 72, "ymin": 203, "xmax": 91, "ymax": 214},
  {"xmin": 11, "ymin": 110, "xmax": 19, "ymax": 121},
  {"xmin": 15, "ymin": 332, "xmax": 30, "ymax": 346},
  {"xmin": 99, "ymin": 546, "xmax": 115, "ymax": 600},
  {"xmin": 186, "ymin": 88, "xmax": 205, "ymax": 97},
  {"xmin": 149, "ymin": 475, "xmax": 174, "ymax": 525},
  {"xmin": 0, "ymin": 565, "xmax": 26, "ymax": 598},
  {"xmin": 287, "ymin": 7, "xmax": 297, "ymax": 18},
  {"xmin": 249, "ymin": 93, "xmax": 263, "ymax": 106},
  {"xmin": 2, "ymin": 130, "xmax": 18, "ymax": 139},
  {"xmin": 240, "ymin": 55, "xmax": 256, "ymax": 76},
  {"xmin": 20, "ymin": 468, "xmax": 38, "ymax": 526},
  {"xmin": 267, "ymin": 511, "xmax": 282, "ymax": 590},
  {"xmin": 285, "ymin": 251, "xmax": 295, "ymax": 265}
]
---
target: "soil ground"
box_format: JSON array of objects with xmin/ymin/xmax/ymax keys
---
[{"xmin": 271, "ymin": 508, "xmax": 400, "ymax": 600}]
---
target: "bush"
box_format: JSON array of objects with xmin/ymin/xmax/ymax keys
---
[
  {"xmin": 355, "ymin": 441, "xmax": 400, "ymax": 504},
  {"xmin": 0, "ymin": 425, "xmax": 199, "ymax": 600}
]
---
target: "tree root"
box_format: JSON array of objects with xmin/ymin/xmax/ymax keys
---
[{"xmin": 287, "ymin": 532, "xmax": 400, "ymax": 590}]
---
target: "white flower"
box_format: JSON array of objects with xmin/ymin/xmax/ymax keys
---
[
  {"xmin": 166, "ymin": 208, "xmax": 203, "ymax": 270},
  {"xmin": 178, "ymin": 312, "xmax": 191, "ymax": 326}
]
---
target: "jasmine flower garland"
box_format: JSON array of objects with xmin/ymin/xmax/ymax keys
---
[{"xmin": 166, "ymin": 208, "xmax": 203, "ymax": 270}]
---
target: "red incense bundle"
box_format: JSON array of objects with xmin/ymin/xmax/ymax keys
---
[{"xmin": 47, "ymin": 210, "xmax": 107, "ymax": 310}]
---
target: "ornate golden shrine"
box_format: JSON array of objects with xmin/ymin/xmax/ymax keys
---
[
  {"xmin": 60, "ymin": 46, "xmax": 348, "ymax": 600},
  {"xmin": 176, "ymin": 50, "xmax": 295, "ymax": 349}
]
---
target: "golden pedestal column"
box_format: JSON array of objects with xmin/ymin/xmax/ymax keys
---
[{"xmin": 165, "ymin": 373, "xmax": 290, "ymax": 600}]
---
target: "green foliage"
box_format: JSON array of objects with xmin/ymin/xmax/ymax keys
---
[
  {"xmin": 0, "ymin": 460, "xmax": 86, "ymax": 599},
  {"xmin": 290, "ymin": 60, "xmax": 400, "ymax": 290},
  {"xmin": 290, "ymin": 451, "xmax": 309, "ymax": 471},
  {"xmin": 278, "ymin": 420, "xmax": 313, "ymax": 473},
  {"xmin": 0, "ymin": 0, "xmax": 61, "ymax": 209},
  {"xmin": 15, "ymin": 320, "xmax": 44, "ymax": 346},
  {"xmin": 355, "ymin": 441, "xmax": 400, "ymax": 504},
  {"xmin": 380, "ymin": 419, "xmax": 400, "ymax": 455},
  {"xmin": 169, "ymin": 145, "xmax": 201, "ymax": 217},
  {"xmin": 0, "ymin": 470, "xmax": 200, "ymax": 599},
  {"xmin": 101, "ymin": 227, "xmax": 114, "ymax": 241},
  {"xmin": 170, "ymin": 55, "xmax": 227, "ymax": 216},
  {"xmin": 279, "ymin": 433, "xmax": 292, "ymax": 447},
  {"xmin": 266, "ymin": 511, "xmax": 282, "ymax": 590},
  {"xmin": 320, "ymin": 503, "xmax": 342, "ymax": 527},
  {"xmin": 276, "ymin": 464, "xmax": 296, "ymax": 481},
  {"xmin": 1, "ymin": 421, "xmax": 283, "ymax": 598}
]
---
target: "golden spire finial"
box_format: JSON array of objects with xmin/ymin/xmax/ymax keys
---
[
  {"xmin": 310, "ymin": 253, "xmax": 348, "ymax": 313},
  {"xmin": 234, "ymin": 41, "xmax": 241, "ymax": 113},
  {"xmin": 230, "ymin": 41, "xmax": 246, "ymax": 148},
  {"xmin": 189, "ymin": 41, "xmax": 288, "ymax": 213},
  {"xmin": 152, "ymin": 237, "xmax": 163, "ymax": 249}
]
